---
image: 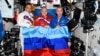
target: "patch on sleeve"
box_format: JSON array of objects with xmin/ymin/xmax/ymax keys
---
[{"xmin": 23, "ymin": 15, "xmax": 33, "ymax": 24}]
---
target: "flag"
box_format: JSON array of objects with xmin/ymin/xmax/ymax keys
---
[
  {"xmin": 22, "ymin": 26, "xmax": 71, "ymax": 56},
  {"xmin": 0, "ymin": 11, "xmax": 5, "ymax": 41}
]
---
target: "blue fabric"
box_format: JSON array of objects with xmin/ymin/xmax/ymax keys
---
[
  {"xmin": 47, "ymin": 38, "xmax": 69, "ymax": 50},
  {"xmin": 24, "ymin": 38, "xmax": 47, "ymax": 50},
  {"xmin": 23, "ymin": 26, "xmax": 71, "ymax": 50},
  {"xmin": 0, "ymin": 11, "xmax": 5, "ymax": 41},
  {"xmin": 24, "ymin": 37, "xmax": 69, "ymax": 50},
  {"xmin": 49, "ymin": 16, "xmax": 69, "ymax": 28},
  {"xmin": 23, "ymin": 26, "xmax": 70, "ymax": 39},
  {"xmin": 34, "ymin": 9, "xmax": 56, "ymax": 17}
]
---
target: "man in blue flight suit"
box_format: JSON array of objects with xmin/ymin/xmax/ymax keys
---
[
  {"xmin": 49, "ymin": 7, "xmax": 71, "ymax": 56},
  {"xmin": 49, "ymin": 7, "xmax": 69, "ymax": 28}
]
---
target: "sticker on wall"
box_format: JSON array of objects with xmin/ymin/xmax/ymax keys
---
[
  {"xmin": 30, "ymin": 0, "xmax": 38, "ymax": 4},
  {"xmin": 53, "ymin": 0, "xmax": 60, "ymax": 5}
]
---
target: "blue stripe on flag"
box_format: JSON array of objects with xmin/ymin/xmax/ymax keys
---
[
  {"xmin": 24, "ymin": 37, "xmax": 47, "ymax": 50},
  {"xmin": 24, "ymin": 37, "xmax": 69, "ymax": 50},
  {"xmin": 47, "ymin": 38, "xmax": 69, "ymax": 50}
]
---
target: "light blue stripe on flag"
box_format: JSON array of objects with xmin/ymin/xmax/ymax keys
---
[{"xmin": 22, "ymin": 26, "xmax": 71, "ymax": 39}]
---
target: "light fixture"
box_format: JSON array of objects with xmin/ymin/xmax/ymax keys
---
[{"xmin": 67, "ymin": 0, "xmax": 73, "ymax": 4}]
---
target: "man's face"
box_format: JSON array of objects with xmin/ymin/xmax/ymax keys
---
[
  {"xmin": 56, "ymin": 8, "xmax": 63, "ymax": 17},
  {"xmin": 41, "ymin": 8, "xmax": 47, "ymax": 17},
  {"xmin": 25, "ymin": 5, "xmax": 32, "ymax": 13}
]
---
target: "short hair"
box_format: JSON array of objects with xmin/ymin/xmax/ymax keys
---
[
  {"xmin": 41, "ymin": 7, "xmax": 48, "ymax": 13},
  {"xmin": 24, "ymin": 3, "xmax": 32, "ymax": 9},
  {"xmin": 41, "ymin": 7, "xmax": 47, "ymax": 10},
  {"xmin": 56, "ymin": 6, "xmax": 63, "ymax": 11}
]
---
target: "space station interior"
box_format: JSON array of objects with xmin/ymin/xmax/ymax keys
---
[{"xmin": 0, "ymin": 0, "xmax": 100, "ymax": 56}]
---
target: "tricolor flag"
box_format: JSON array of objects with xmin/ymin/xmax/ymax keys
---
[
  {"xmin": 23, "ymin": 26, "xmax": 71, "ymax": 56},
  {"xmin": 0, "ymin": 11, "xmax": 5, "ymax": 41}
]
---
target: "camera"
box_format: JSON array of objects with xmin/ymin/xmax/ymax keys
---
[{"xmin": 70, "ymin": 36, "xmax": 85, "ymax": 56}]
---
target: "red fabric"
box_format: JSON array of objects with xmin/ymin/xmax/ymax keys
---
[
  {"xmin": 24, "ymin": 50, "xmax": 43, "ymax": 56},
  {"xmin": 24, "ymin": 48, "xmax": 71, "ymax": 56},
  {"xmin": 14, "ymin": 11, "xmax": 18, "ymax": 21},
  {"xmin": 24, "ymin": 48, "xmax": 52, "ymax": 56},
  {"xmin": 34, "ymin": 16, "xmax": 52, "ymax": 27},
  {"xmin": 49, "ymin": 48, "xmax": 71, "ymax": 56}
]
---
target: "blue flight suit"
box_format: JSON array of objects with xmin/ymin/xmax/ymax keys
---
[
  {"xmin": 49, "ymin": 16, "xmax": 71, "ymax": 56},
  {"xmin": 49, "ymin": 16, "xmax": 69, "ymax": 28}
]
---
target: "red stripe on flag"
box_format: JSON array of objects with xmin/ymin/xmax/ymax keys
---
[{"xmin": 24, "ymin": 48, "xmax": 71, "ymax": 56}]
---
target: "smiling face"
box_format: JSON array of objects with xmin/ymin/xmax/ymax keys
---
[
  {"xmin": 25, "ymin": 4, "xmax": 32, "ymax": 13},
  {"xmin": 56, "ymin": 7, "xmax": 63, "ymax": 18},
  {"xmin": 41, "ymin": 7, "xmax": 48, "ymax": 17}
]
